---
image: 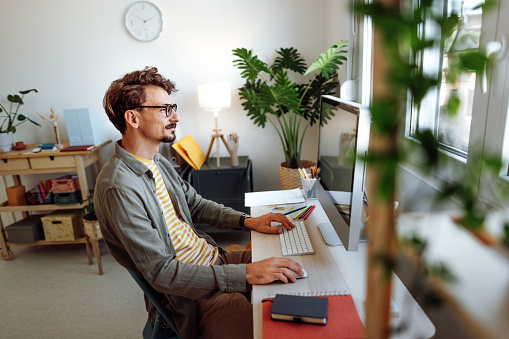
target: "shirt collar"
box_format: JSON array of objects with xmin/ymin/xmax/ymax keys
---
[{"xmin": 113, "ymin": 140, "xmax": 164, "ymax": 177}]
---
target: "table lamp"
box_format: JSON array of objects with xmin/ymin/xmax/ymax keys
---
[{"xmin": 197, "ymin": 82, "xmax": 233, "ymax": 167}]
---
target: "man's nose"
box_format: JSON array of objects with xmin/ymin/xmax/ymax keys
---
[{"xmin": 169, "ymin": 109, "xmax": 179, "ymax": 122}]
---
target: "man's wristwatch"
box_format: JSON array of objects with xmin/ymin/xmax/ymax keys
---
[{"xmin": 239, "ymin": 214, "xmax": 251, "ymax": 229}]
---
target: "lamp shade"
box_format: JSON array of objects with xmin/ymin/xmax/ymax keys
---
[{"xmin": 197, "ymin": 82, "xmax": 231, "ymax": 111}]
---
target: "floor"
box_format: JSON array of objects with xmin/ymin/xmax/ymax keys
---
[{"xmin": 0, "ymin": 230, "xmax": 250, "ymax": 339}]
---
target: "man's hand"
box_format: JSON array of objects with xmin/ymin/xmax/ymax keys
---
[
  {"xmin": 243, "ymin": 212, "xmax": 294, "ymax": 234},
  {"xmin": 246, "ymin": 257, "xmax": 303, "ymax": 285}
]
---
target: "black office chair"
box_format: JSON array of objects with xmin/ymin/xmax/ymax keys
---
[{"xmin": 127, "ymin": 270, "xmax": 182, "ymax": 339}]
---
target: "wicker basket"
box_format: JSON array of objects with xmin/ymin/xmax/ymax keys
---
[
  {"xmin": 83, "ymin": 219, "xmax": 102, "ymax": 239},
  {"xmin": 279, "ymin": 160, "xmax": 317, "ymax": 190}
]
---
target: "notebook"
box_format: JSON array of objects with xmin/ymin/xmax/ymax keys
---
[
  {"xmin": 271, "ymin": 294, "xmax": 328, "ymax": 325},
  {"xmin": 171, "ymin": 135, "xmax": 205, "ymax": 170},
  {"xmin": 263, "ymin": 292, "xmax": 364, "ymax": 339},
  {"xmin": 60, "ymin": 145, "xmax": 94, "ymax": 152}
]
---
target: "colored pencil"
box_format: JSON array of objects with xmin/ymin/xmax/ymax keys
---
[
  {"xmin": 301, "ymin": 205, "xmax": 316, "ymax": 220},
  {"xmin": 293, "ymin": 205, "xmax": 312, "ymax": 220},
  {"xmin": 283, "ymin": 206, "xmax": 307, "ymax": 215}
]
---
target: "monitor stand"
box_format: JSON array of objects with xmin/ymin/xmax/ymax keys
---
[{"xmin": 318, "ymin": 222, "xmax": 343, "ymax": 246}]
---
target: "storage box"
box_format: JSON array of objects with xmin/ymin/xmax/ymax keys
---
[
  {"xmin": 5, "ymin": 215, "xmax": 45, "ymax": 243},
  {"xmin": 54, "ymin": 190, "xmax": 82, "ymax": 205},
  {"xmin": 6, "ymin": 185, "xmax": 27, "ymax": 206},
  {"xmin": 41, "ymin": 210, "xmax": 84, "ymax": 241},
  {"xmin": 63, "ymin": 107, "xmax": 108, "ymax": 146},
  {"xmin": 52, "ymin": 175, "xmax": 80, "ymax": 193}
]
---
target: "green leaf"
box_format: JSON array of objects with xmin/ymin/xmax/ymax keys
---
[
  {"xmin": 27, "ymin": 117, "xmax": 41, "ymax": 126},
  {"xmin": 299, "ymin": 72, "xmax": 339, "ymax": 126},
  {"xmin": 271, "ymin": 47, "xmax": 307, "ymax": 76},
  {"xmin": 238, "ymin": 84, "xmax": 270, "ymax": 127},
  {"xmin": 459, "ymin": 52, "xmax": 488, "ymax": 74},
  {"xmin": 7, "ymin": 94, "xmax": 23, "ymax": 104},
  {"xmin": 265, "ymin": 70, "xmax": 301, "ymax": 113},
  {"xmin": 304, "ymin": 41, "xmax": 348, "ymax": 79},
  {"xmin": 414, "ymin": 129, "xmax": 438, "ymax": 168},
  {"xmin": 440, "ymin": 13, "xmax": 461, "ymax": 39},
  {"xmin": 446, "ymin": 94, "xmax": 460, "ymax": 116},
  {"xmin": 232, "ymin": 48, "xmax": 273, "ymax": 82},
  {"xmin": 19, "ymin": 89, "xmax": 38, "ymax": 95},
  {"xmin": 17, "ymin": 114, "xmax": 27, "ymax": 121},
  {"xmin": 474, "ymin": 0, "xmax": 499, "ymax": 12}
]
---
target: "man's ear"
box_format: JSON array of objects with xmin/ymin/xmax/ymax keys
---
[{"xmin": 124, "ymin": 110, "xmax": 139, "ymax": 129}]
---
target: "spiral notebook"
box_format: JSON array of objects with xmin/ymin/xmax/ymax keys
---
[{"xmin": 262, "ymin": 292, "xmax": 364, "ymax": 339}]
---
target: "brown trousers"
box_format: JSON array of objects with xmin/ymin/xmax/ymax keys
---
[{"xmin": 196, "ymin": 249, "xmax": 253, "ymax": 339}]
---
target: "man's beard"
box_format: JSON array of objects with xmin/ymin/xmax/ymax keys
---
[{"xmin": 161, "ymin": 122, "xmax": 177, "ymax": 143}]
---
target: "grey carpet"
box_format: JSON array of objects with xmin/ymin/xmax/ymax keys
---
[{"xmin": 0, "ymin": 230, "xmax": 250, "ymax": 338}]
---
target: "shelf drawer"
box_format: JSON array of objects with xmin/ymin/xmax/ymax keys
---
[
  {"xmin": 0, "ymin": 158, "xmax": 30, "ymax": 171},
  {"xmin": 30, "ymin": 155, "xmax": 76, "ymax": 169}
]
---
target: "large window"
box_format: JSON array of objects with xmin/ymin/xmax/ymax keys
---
[
  {"xmin": 405, "ymin": 0, "xmax": 509, "ymax": 206},
  {"xmin": 409, "ymin": 0, "xmax": 483, "ymax": 158}
]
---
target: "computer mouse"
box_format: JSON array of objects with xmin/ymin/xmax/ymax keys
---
[{"xmin": 296, "ymin": 268, "xmax": 308, "ymax": 279}]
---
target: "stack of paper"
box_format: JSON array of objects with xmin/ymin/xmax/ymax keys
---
[{"xmin": 171, "ymin": 135, "xmax": 206, "ymax": 170}]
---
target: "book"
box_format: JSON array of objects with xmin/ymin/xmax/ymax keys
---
[
  {"xmin": 34, "ymin": 184, "xmax": 44, "ymax": 204},
  {"xmin": 171, "ymin": 135, "xmax": 205, "ymax": 170},
  {"xmin": 60, "ymin": 145, "xmax": 94, "ymax": 152},
  {"xmin": 263, "ymin": 292, "xmax": 364, "ymax": 339},
  {"xmin": 271, "ymin": 294, "xmax": 328, "ymax": 325},
  {"xmin": 38, "ymin": 181, "xmax": 47, "ymax": 201}
]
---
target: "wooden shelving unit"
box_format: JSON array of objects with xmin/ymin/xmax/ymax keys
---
[{"xmin": 0, "ymin": 140, "xmax": 111, "ymax": 274}]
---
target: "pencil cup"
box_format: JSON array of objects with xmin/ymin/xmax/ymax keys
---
[{"xmin": 301, "ymin": 177, "xmax": 320, "ymax": 199}]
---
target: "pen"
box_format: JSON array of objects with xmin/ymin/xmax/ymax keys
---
[
  {"xmin": 294, "ymin": 206, "xmax": 312, "ymax": 220},
  {"xmin": 302, "ymin": 205, "xmax": 316, "ymax": 220},
  {"xmin": 283, "ymin": 206, "xmax": 307, "ymax": 215}
]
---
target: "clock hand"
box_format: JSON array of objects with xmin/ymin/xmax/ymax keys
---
[{"xmin": 135, "ymin": 15, "xmax": 146, "ymax": 23}]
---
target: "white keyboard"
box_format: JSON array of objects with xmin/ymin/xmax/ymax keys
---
[{"xmin": 278, "ymin": 220, "xmax": 315, "ymax": 256}]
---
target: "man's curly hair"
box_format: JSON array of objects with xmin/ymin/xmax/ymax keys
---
[{"xmin": 103, "ymin": 66, "xmax": 177, "ymax": 134}]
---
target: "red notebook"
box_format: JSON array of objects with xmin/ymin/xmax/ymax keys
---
[
  {"xmin": 60, "ymin": 145, "xmax": 94, "ymax": 152},
  {"xmin": 262, "ymin": 294, "xmax": 364, "ymax": 339}
]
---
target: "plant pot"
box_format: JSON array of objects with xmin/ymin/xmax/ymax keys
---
[
  {"xmin": 0, "ymin": 132, "xmax": 14, "ymax": 152},
  {"xmin": 83, "ymin": 218, "xmax": 102, "ymax": 240},
  {"xmin": 279, "ymin": 160, "xmax": 317, "ymax": 190}
]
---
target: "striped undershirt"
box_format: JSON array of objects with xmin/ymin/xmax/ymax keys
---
[{"xmin": 132, "ymin": 154, "xmax": 218, "ymax": 266}]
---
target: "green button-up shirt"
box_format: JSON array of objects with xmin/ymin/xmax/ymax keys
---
[{"xmin": 95, "ymin": 141, "xmax": 247, "ymax": 339}]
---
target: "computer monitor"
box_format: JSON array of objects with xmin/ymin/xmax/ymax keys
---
[{"xmin": 315, "ymin": 95, "xmax": 371, "ymax": 251}]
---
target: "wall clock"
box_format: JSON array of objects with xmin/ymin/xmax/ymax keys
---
[{"xmin": 125, "ymin": 1, "xmax": 163, "ymax": 42}]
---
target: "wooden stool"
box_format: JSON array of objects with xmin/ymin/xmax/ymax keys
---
[{"xmin": 84, "ymin": 219, "xmax": 103, "ymax": 275}]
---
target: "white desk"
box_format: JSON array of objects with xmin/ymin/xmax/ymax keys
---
[
  {"xmin": 398, "ymin": 212, "xmax": 509, "ymax": 339},
  {"xmin": 251, "ymin": 199, "xmax": 435, "ymax": 339}
]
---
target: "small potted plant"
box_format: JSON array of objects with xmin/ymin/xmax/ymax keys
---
[
  {"xmin": 81, "ymin": 196, "xmax": 102, "ymax": 240},
  {"xmin": 0, "ymin": 89, "xmax": 40, "ymax": 151}
]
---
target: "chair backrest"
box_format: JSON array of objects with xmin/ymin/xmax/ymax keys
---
[{"xmin": 127, "ymin": 269, "xmax": 182, "ymax": 338}]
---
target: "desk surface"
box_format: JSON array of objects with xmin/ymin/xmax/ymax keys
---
[{"xmin": 251, "ymin": 198, "xmax": 435, "ymax": 339}]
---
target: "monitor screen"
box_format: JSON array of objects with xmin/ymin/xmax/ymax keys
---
[{"xmin": 315, "ymin": 95, "xmax": 370, "ymax": 251}]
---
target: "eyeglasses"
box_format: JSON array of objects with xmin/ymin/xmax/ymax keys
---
[{"xmin": 138, "ymin": 104, "xmax": 177, "ymax": 117}]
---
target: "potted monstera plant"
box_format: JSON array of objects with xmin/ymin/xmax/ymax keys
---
[
  {"xmin": 232, "ymin": 43, "xmax": 347, "ymax": 189},
  {"xmin": 0, "ymin": 89, "xmax": 40, "ymax": 152}
]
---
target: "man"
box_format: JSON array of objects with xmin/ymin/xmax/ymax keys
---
[{"xmin": 95, "ymin": 67, "xmax": 303, "ymax": 339}]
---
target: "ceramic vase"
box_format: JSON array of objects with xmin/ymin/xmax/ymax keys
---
[{"xmin": 0, "ymin": 132, "xmax": 14, "ymax": 152}]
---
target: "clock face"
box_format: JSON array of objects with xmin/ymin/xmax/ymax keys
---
[{"xmin": 125, "ymin": 1, "xmax": 163, "ymax": 42}]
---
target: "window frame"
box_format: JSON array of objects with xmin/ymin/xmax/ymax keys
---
[{"xmin": 402, "ymin": 0, "xmax": 509, "ymax": 208}]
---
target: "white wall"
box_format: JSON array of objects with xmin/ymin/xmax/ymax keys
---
[{"xmin": 0, "ymin": 0, "xmax": 350, "ymax": 191}]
